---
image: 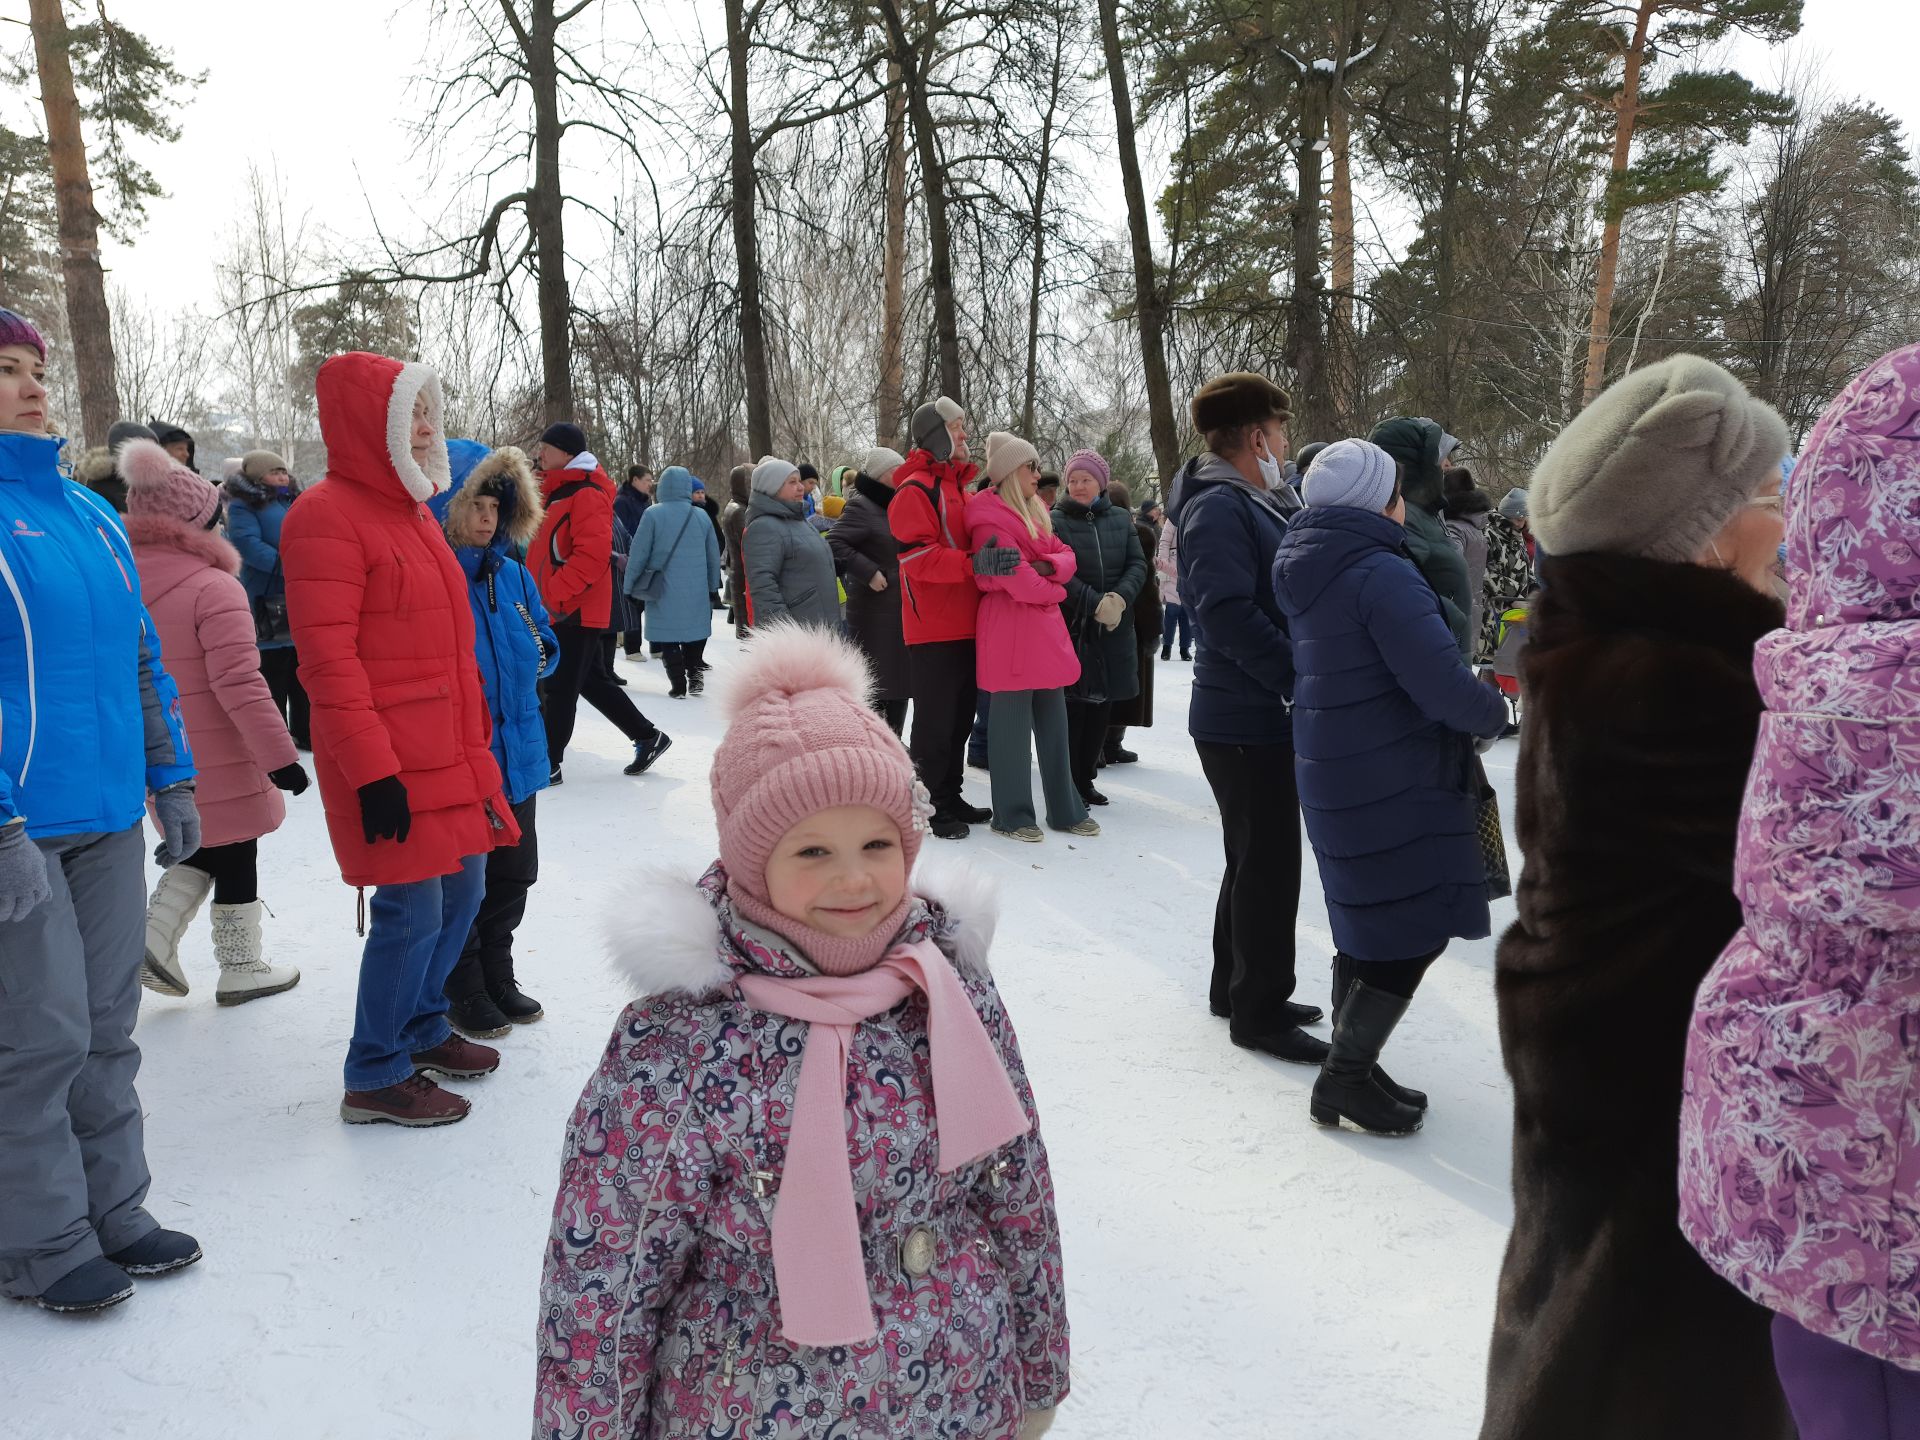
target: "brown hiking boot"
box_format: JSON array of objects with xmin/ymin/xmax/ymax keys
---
[
  {"xmin": 411, "ymin": 1034, "xmax": 501, "ymax": 1079},
  {"xmin": 340, "ymin": 1073, "xmax": 470, "ymax": 1127}
]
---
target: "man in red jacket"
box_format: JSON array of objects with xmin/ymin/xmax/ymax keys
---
[
  {"xmin": 527, "ymin": 423, "xmax": 670, "ymax": 782},
  {"xmin": 889, "ymin": 396, "xmax": 1004, "ymax": 838}
]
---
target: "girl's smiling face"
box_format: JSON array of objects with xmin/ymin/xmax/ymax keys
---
[{"xmin": 764, "ymin": 805, "xmax": 907, "ymax": 939}]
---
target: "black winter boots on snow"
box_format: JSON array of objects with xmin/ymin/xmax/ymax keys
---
[
  {"xmin": 1311, "ymin": 981, "xmax": 1424, "ymax": 1136},
  {"xmin": 1330, "ymin": 953, "xmax": 1428, "ymax": 1112}
]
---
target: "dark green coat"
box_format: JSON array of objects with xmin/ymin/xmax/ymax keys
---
[
  {"xmin": 1051, "ymin": 494, "xmax": 1149, "ymax": 704},
  {"xmin": 1370, "ymin": 417, "xmax": 1474, "ymax": 658}
]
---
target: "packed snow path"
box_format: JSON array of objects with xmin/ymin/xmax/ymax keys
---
[{"xmin": 5, "ymin": 633, "xmax": 1520, "ymax": 1439}]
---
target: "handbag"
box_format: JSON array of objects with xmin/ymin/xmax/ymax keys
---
[
  {"xmin": 1475, "ymin": 758, "xmax": 1512, "ymax": 901},
  {"xmin": 253, "ymin": 557, "xmax": 291, "ymax": 645},
  {"xmin": 630, "ymin": 509, "xmax": 695, "ymax": 604}
]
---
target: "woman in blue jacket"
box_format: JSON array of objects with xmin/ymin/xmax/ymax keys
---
[
  {"xmin": 432, "ymin": 440, "xmax": 558, "ymax": 1037},
  {"xmin": 1273, "ymin": 439, "xmax": 1507, "ymax": 1137},
  {"xmin": 0, "ymin": 309, "xmax": 206, "ymax": 1313},
  {"xmin": 623, "ymin": 465, "xmax": 722, "ymax": 698},
  {"xmin": 223, "ymin": 450, "xmax": 306, "ymax": 747}
]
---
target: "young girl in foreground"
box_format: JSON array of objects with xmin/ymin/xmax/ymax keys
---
[{"xmin": 534, "ymin": 624, "xmax": 1069, "ymax": 1439}]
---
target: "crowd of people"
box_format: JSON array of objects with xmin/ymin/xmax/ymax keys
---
[{"xmin": 4, "ymin": 291, "xmax": 1918, "ymax": 1440}]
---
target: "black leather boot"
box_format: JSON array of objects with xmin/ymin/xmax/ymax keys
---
[
  {"xmin": 665, "ymin": 653, "xmax": 689, "ymax": 699},
  {"xmin": 1310, "ymin": 981, "xmax": 1424, "ymax": 1135},
  {"xmin": 1331, "ymin": 953, "xmax": 1427, "ymax": 1111}
]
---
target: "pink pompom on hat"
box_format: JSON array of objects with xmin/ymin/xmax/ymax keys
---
[
  {"xmin": 711, "ymin": 623, "xmax": 929, "ymax": 975},
  {"xmin": 121, "ymin": 437, "xmax": 219, "ymax": 528}
]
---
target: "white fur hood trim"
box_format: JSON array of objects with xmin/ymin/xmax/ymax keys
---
[{"xmin": 607, "ymin": 859, "xmax": 1001, "ymax": 1001}]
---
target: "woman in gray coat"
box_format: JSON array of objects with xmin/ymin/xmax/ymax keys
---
[{"xmin": 742, "ymin": 456, "xmax": 840, "ymax": 631}]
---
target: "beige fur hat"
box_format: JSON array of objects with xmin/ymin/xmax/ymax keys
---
[{"xmin": 1531, "ymin": 354, "xmax": 1789, "ymax": 562}]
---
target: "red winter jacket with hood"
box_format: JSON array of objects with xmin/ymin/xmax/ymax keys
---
[
  {"xmin": 888, "ymin": 448, "xmax": 980, "ymax": 645},
  {"xmin": 530, "ymin": 457, "xmax": 619, "ymax": 629},
  {"xmin": 281, "ymin": 352, "xmax": 518, "ymax": 887}
]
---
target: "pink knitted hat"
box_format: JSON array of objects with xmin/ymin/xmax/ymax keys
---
[
  {"xmin": 1066, "ymin": 447, "xmax": 1111, "ymax": 491},
  {"xmin": 712, "ymin": 623, "xmax": 927, "ymax": 975},
  {"xmin": 121, "ymin": 437, "xmax": 219, "ymax": 527}
]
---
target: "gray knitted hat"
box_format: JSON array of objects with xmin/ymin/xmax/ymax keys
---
[
  {"xmin": 751, "ymin": 455, "xmax": 799, "ymax": 496},
  {"xmin": 1531, "ymin": 354, "xmax": 1789, "ymax": 562}
]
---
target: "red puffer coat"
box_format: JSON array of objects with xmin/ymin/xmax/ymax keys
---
[
  {"xmin": 281, "ymin": 352, "xmax": 519, "ymax": 887},
  {"xmin": 889, "ymin": 448, "xmax": 980, "ymax": 645},
  {"xmin": 530, "ymin": 461, "xmax": 619, "ymax": 630}
]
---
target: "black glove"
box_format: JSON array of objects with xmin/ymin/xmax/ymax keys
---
[
  {"xmin": 269, "ymin": 762, "xmax": 310, "ymax": 796},
  {"xmin": 972, "ymin": 538, "xmax": 1018, "ymax": 577},
  {"xmin": 358, "ymin": 775, "xmax": 411, "ymax": 845}
]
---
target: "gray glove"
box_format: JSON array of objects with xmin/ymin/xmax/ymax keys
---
[
  {"xmin": 973, "ymin": 538, "xmax": 1018, "ymax": 577},
  {"xmin": 0, "ymin": 819, "xmax": 51, "ymax": 924},
  {"xmin": 151, "ymin": 782, "xmax": 202, "ymax": 869}
]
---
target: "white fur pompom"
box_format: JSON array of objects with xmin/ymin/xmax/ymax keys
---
[
  {"xmin": 117, "ymin": 437, "xmax": 182, "ymax": 493},
  {"xmin": 713, "ymin": 621, "xmax": 876, "ymax": 722}
]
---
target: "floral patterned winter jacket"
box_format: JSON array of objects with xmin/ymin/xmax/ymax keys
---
[
  {"xmin": 535, "ymin": 862, "xmax": 1070, "ymax": 1439},
  {"xmin": 1680, "ymin": 342, "xmax": 1920, "ymax": 1368}
]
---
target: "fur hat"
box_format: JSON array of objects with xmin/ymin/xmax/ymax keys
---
[
  {"xmin": 859, "ymin": 446, "xmax": 904, "ymax": 484},
  {"xmin": 0, "ymin": 307, "xmax": 45, "ymax": 359},
  {"xmin": 1531, "ymin": 354, "xmax": 1789, "ymax": 562},
  {"xmin": 121, "ymin": 438, "xmax": 219, "ymax": 528},
  {"xmin": 1190, "ymin": 373, "xmax": 1292, "ymax": 439},
  {"xmin": 1304, "ymin": 438, "xmax": 1397, "ymax": 511},
  {"xmin": 983, "ymin": 431, "xmax": 1039, "ymax": 485},
  {"xmin": 539, "ymin": 422, "xmax": 586, "ymax": 459},
  {"xmin": 241, "ymin": 449, "xmax": 288, "ymax": 482},
  {"xmin": 711, "ymin": 624, "xmax": 926, "ymax": 976},
  {"xmin": 752, "ymin": 455, "xmax": 799, "ymax": 497}
]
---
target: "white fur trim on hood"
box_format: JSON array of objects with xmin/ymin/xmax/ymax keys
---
[{"xmin": 385, "ymin": 361, "xmax": 451, "ymax": 502}]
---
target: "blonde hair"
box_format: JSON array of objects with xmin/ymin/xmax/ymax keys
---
[{"xmin": 992, "ymin": 470, "xmax": 1053, "ymax": 540}]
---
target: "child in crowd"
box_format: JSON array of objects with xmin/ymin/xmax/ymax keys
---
[
  {"xmin": 432, "ymin": 440, "xmax": 557, "ymax": 1037},
  {"xmin": 534, "ymin": 623, "xmax": 1069, "ymax": 1439}
]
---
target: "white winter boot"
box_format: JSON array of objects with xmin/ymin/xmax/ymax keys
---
[
  {"xmin": 211, "ymin": 901, "xmax": 300, "ymax": 1005},
  {"xmin": 142, "ymin": 865, "xmax": 213, "ymax": 997}
]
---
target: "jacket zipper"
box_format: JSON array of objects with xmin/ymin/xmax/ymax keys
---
[
  {"xmin": 94, "ymin": 525, "xmax": 133, "ymax": 592},
  {"xmin": 0, "ymin": 547, "xmax": 37, "ymax": 786}
]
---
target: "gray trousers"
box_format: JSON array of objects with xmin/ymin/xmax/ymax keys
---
[
  {"xmin": 986, "ymin": 688, "xmax": 1087, "ymax": 831},
  {"xmin": 0, "ymin": 825, "xmax": 156, "ymax": 1296}
]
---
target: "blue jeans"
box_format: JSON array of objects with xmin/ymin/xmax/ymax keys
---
[
  {"xmin": 345, "ymin": 853, "xmax": 488, "ymax": 1091},
  {"xmin": 1161, "ymin": 603, "xmax": 1191, "ymax": 656}
]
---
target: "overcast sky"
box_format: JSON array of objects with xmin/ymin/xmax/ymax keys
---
[{"xmin": 9, "ymin": 0, "xmax": 1915, "ymax": 317}]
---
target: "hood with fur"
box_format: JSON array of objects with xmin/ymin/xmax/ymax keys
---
[
  {"xmin": 441, "ymin": 444, "xmax": 544, "ymax": 551},
  {"xmin": 223, "ymin": 468, "xmax": 302, "ymax": 509}
]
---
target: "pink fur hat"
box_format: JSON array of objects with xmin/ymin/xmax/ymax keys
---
[
  {"xmin": 711, "ymin": 624, "xmax": 927, "ymax": 974},
  {"xmin": 121, "ymin": 437, "xmax": 219, "ymax": 528}
]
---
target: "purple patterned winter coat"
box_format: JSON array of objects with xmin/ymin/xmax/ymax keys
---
[
  {"xmin": 535, "ymin": 863, "xmax": 1070, "ymax": 1439},
  {"xmin": 1680, "ymin": 342, "xmax": 1920, "ymax": 1368}
]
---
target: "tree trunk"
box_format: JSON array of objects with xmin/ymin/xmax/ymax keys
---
[
  {"xmin": 526, "ymin": 0, "xmax": 574, "ymax": 423},
  {"xmin": 878, "ymin": 1, "xmax": 961, "ymax": 400},
  {"xmin": 1327, "ymin": 92, "xmax": 1355, "ymax": 434},
  {"xmin": 1581, "ymin": 0, "xmax": 1654, "ymax": 406},
  {"xmin": 1020, "ymin": 31, "xmax": 1064, "ymax": 436},
  {"xmin": 725, "ymin": 0, "xmax": 773, "ymax": 456},
  {"xmin": 875, "ymin": 56, "xmax": 909, "ymax": 447},
  {"xmin": 1098, "ymin": 0, "xmax": 1179, "ymax": 481},
  {"xmin": 28, "ymin": 0, "xmax": 118, "ymax": 446},
  {"xmin": 1286, "ymin": 73, "xmax": 1333, "ymax": 443}
]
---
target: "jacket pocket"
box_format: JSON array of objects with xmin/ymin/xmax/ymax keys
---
[{"xmin": 371, "ymin": 674, "xmax": 457, "ymax": 774}]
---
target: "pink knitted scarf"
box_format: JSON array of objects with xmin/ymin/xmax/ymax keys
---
[{"xmin": 734, "ymin": 937, "xmax": 1030, "ymax": 1346}]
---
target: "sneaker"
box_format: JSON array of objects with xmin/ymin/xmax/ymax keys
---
[
  {"xmin": 549, "ymin": 765, "xmax": 564, "ymax": 786},
  {"xmin": 29, "ymin": 1257, "xmax": 134, "ymax": 1313},
  {"xmin": 992, "ymin": 825, "xmax": 1045, "ymax": 844},
  {"xmin": 1062, "ymin": 818, "xmax": 1101, "ymax": 837},
  {"xmin": 448, "ymin": 991, "xmax": 512, "ymax": 1039},
  {"xmin": 491, "ymin": 980, "xmax": 544, "ymax": 1024},
  {"xmin": 107, "ymin": 1228, "xmax": 202, "ymax": 1276},
  {"xmin": 412, "ymin": 1034, "xmax": 501, "ymax": 1079},
  {"xmin": 1081, "ymin": 788, "xmax": 1109, "ymax": 806},
  {"xmin": 341, "ymin": 1073, "xmax": 470, "ymax": 1127},
  {"xmin": 624, "ymin": 732, "xmax": 674, "ymax": 776},
  {"xmin": 930, "ymin": 816, "xmax": 970, "ymax": 841}
]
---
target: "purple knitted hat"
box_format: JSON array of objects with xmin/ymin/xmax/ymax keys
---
[
  {"xmin": 0, "ymin": 308, "xmax": 46, "ymax": 359},
  {"xmin": 1066, "ymin": 448, "xmax": 1111, "ymax": 491}
]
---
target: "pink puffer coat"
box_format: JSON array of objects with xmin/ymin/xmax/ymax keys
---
[
  {"xmin": 535, "ymin": 863, "xmax": 1070, "ymax": 1440},
  {"xmin": 966, "ymin": 489, "xmax": 1080, "ymax": 695},
  {"xmin": 1680, "ymin": 341, "xmax": 1920, "ymax": 1367},
  {"xmin": 128, "ymin": 514, "xmax": 297, "ymax": 847}
]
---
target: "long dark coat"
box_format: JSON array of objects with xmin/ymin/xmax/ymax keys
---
[
  {"xmin": 1480, "ymin": 551, "xmax": 1794, "ymax": 1440},
  {"xmin": 1110, "ymin": 517, "xmax": 1163, "ymax": 728},
  {"xmin": 1052, "ymin": 494, "xmax": 1148, "ymax": 705},
  {"xmin": 827, "ymin": 474, "xmax": 910, "ymax": 700}
]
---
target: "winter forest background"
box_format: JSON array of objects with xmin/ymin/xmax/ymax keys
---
[{"xmin": 5, "ymin": 0, "xmax": 1916, "ymax": 501}]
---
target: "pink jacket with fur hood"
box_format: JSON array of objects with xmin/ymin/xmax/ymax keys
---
[
  {"xmin": 966, "ymin": 488, "xmax": 1080, "ymax": 694},
  {"xmin": 128, "ymin": 514, "xmax": 298, "ymax": 847},
  {"xmin": 535, "ymin": 861, "xmax": 1069, "ymax": 1440}
]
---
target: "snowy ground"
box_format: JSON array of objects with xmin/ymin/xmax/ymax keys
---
[{"xmin": 5, "ymin": 632, "xmax": 1521, "ymax": 1440}]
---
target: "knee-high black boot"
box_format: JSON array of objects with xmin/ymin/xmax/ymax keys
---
[
  {"xmin": 1331, "ymin": 953, "xmax": 1428, "ymax": 1111},
  {"xmin": 1310, "ymin": 981, "xmax": 1425, "ymax": 1135}
]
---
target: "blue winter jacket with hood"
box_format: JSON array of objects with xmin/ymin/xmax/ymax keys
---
[
  {"xmin": 1168, "ymin": 452, "xmax": 1300, "ymax": 744},
  {"xmin": 0, "ymin": 431, "xmax": 195, "ymax": 838},
  {"xmin": 223, "ymin": 469, "xmax": 300, "ymax": 645},
  {"xmin": 1271, "ymin": 503, "xmax": 1506, "ymax": 963},
  {"xmin": 432, "ymin": 439, "xmax": 558, "ymax": 806}
]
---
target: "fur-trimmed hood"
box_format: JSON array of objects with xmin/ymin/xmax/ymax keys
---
[
  {"xmin": 224, "ymin": 469, "xmax": 301, "ymax": 509},
  {"xmin": 608, "ymin": 857, "xmax": 1000, "ymax": 1001},
  {"xmin": 442, "ymin": 444, "xmax": 543, "ymax": 550},
  {"xmin": 74, "ymin": 445, "xmax": 117, "ymax": 488}
]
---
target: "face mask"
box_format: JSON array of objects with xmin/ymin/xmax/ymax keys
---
[{"xmin": 1256, "ymin": 449, "xmax": 1282, "ymax": 490}]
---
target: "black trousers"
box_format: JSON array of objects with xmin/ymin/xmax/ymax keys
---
[
  {"xmin": 189, "ymin": 838, "xmax": 258, "ymax": 905},
  {"xmin": 258, "ymin": 646, "xmax": 309, "ymax": 747},
  {"xmin": 907, "ymin": 640, "xmax": 975, "ymax": 813},
  {"xmin": 874, "ymin": 696, "xmax": 908, "ymax": 736},
  {"xmin": 1064, "ymin": 698, "xmax": 1114, "ymax": 799},
  {"xmin": 544, "ymin": 621, "xmax": 657, "ymax": 766},
  {"xmin": 446, "ymin": 796, "xmax": 539, "ymax": 999},
  {"xmin": 1196, "ymin": 739, "xmax": 1303, "ymax": 1032}
]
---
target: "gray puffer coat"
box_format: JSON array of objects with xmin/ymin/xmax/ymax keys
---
[{"xmin": 743, "ymin": 490, "xmax": 840, "ymax": 631}]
